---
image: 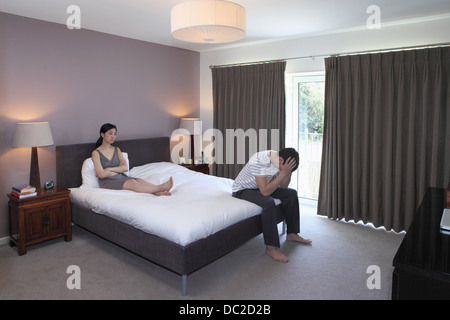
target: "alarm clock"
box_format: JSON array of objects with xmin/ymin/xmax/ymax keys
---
[{"xmin": 44, "ymin": 181, "xmax": 54, "ymax": 190}]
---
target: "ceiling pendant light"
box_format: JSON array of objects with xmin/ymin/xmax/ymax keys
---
[{"xmin": 171, "ymin": 0, "xmax": 246, "ymax": 44}]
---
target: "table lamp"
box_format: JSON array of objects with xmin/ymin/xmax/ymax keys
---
[
  {"xmin": 179, "ymin": 118, "xmax": 202, "ymax": 162},
  {"xmin": 12, "ymin": 122, "xmax": 54, "ymax": 188}
]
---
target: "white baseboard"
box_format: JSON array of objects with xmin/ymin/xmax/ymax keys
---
[
  {"xmin": 0, "ymin": 236, "xmax": 10, "ymax": 246},
  {"xmin": 299, "ymin": 197, "xmax": 318, "ymax": 207}
]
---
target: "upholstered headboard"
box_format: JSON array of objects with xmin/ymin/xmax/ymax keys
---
[{"xmin": 56, "ymin": 137, "xmax": 170, "ymax": 188}]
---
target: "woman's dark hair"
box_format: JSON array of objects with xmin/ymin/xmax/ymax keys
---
[
  {"xmin": 279, "ymin": 147, "xmax": 299, "ymax": 171},
  {"xmin": 95, "ymin": 123, "xmax": 117, "ymax": 148}
]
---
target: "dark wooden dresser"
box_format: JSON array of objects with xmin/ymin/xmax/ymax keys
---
[
  {"xmin": 392, "ymin": 187, "xmax": 450, "ymax": 300},
  {"xmin": 8, "ymin": 186, "xmax": 72, "ymax": 255}
]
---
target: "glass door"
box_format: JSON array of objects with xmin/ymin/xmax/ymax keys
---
[{"xmin": 286, "ymin": 73, "xmax": 325, "ymax": 201}]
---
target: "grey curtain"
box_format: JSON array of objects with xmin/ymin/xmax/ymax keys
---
[
  {"xmin": 211, "ymin": 61, "xmax": 286, "ymax": 179},
  {"xmin": 318, "ymin": 47, "xmax": 450, "ymax": 232}
]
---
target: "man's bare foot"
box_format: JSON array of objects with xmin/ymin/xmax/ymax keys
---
[
  {"xmin": 286, "ymin": 233, "xmax": 312, "ymax": 244},
  {"xmin": 265, "ymin": 246, "xmax": 288, "ymax": 263}
]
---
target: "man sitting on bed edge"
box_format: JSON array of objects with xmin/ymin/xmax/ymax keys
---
[
  {"xmin": 232, "ymin": 148, "xmax": 312, "ymax": 263},
  {"xmin": 92, "ymin": 123, "xmax": 173, "ymax": 196}
]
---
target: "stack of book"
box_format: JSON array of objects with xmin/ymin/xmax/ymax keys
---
[{"xmin": 10, "ymin": 184, "xmax": 37, "ymax": 199}]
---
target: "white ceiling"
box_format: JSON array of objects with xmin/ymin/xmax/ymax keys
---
[{"xmin": 1, "ymin": 0, "xmax": 450, "ymax": 52}]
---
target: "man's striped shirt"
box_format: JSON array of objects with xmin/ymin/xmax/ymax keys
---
[{"xmin": 232, "ymin": 150, "xmax": 279, "ymax": 193}]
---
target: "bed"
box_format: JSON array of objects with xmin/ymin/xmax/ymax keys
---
[{"xmin": 56, "ymin": 136, "xmax": 284, "ymax": 296}]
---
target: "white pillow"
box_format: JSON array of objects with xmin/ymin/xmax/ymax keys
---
[
  {"xmin": 80, "ymin": 152, "xmax": 130, "ymax": 188},
  {"xmin": 81, "ymin": 158, "xmax": 98, "ymax": 188},
  {"xmin": 122, "ymin": 152, "xmax": 130, "ymax": 176}
]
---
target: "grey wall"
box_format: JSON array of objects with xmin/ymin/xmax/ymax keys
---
[{"xmin": 0, "ymin": 12, "xmax": 200, "ymax": 238}]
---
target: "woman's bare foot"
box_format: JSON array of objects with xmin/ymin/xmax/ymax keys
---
[
  {"xmin": 154, "ymin": 177, "xmax": 173, "ymax": 196},
  {"xmin": 155, "ymin": 190, "xmax": 171, "ymax": 196},
  {"xmin": 161, "ymin": 177, "xmax": 173, "ymax": 192},
  {"xmin": 265, "ymin": 246, "xmax": 288, "ymax": 263},
  {"xmin": 286, "ymin": 233, "xmax": 312, "ymax": 244}
]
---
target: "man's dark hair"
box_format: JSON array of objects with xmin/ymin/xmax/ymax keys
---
[{"xmin": 279, "ymin": 148, "xmax": 299, "ymax": 171}]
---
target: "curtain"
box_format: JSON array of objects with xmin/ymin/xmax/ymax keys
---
[
  {"xmin": 211, "ymin": 61, "xmax": 286, "ymax": 179},
  {"xmin": 318, "ymin": 47, "xmax": 450, "ymax": 232}
]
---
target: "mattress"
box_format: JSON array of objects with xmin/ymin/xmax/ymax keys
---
[{"xmin": 69, "ymin": 162, "xmax": 262, "ymax": 246}]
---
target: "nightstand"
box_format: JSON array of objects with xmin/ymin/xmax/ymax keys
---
[
  {"xmin": 8, "ymin": 186, "xmax": 72, "ymax": 256},
  {"xmin": 181, "ymin": 163, "xmax": 209, "ymax": 175}
]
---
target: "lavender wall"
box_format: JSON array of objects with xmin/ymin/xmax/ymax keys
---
[{"xmin": 0, "ymin": 12, "xmax": 200, "ymax": 239}]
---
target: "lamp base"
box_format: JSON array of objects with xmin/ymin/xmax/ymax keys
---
[
  {"xmin": 190, "ymin": 134, "xmax": 194, "ymax": 161},
  {"xmin": 30, "ymin": 147, "xmax": 41, "ymax": 188}
]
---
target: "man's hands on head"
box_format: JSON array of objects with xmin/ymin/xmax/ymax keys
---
[
  {"xmin": 257, "ymin": 156, "xmax": 298, "ymax": 196},
  {"xmin": 280, "ymin": 156, "xmax": 296, "ymax": 175}
]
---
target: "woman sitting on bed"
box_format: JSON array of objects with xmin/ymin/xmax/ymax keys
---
[{"xmin": 92, "ymin": 123, "xmax": 173, "ymax": 196}]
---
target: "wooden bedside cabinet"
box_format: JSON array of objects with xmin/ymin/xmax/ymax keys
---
[
  {"xmin": 8, "ymin": 186, "xmax": 72, "ymax": 256},
  {"xmin": 181, "ymin": 163, "xmax": 210, "ymax": 175}
]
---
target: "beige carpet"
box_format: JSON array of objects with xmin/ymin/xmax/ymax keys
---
[{"xmin": 0, "ymin": 205, "xmax": 404, "ymax": 300}]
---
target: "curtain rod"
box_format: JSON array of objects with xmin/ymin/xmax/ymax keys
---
[{"xmin": 209, "ymin": 42, "xmax": 450, "ymax": 69}]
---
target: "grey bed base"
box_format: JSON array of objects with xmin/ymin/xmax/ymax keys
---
[{"xmin": 56, "ymin": 136, "xmax": 283, "ymax": 296}]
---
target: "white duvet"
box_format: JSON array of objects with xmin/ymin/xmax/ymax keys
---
[{"xmin": 69, "ymin": 162, "xmax": 262, "ymax": 246}]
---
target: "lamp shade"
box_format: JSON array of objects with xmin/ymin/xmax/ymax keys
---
[
  {"xmin": 12, "ymin": 122, "xmax": 54, "ymax": 148},
  {"xmin": 171, "ymin": 0, "xmax": 246, "ymax": 44},
  {"xmin": 180, "ymin": 118, "xmax": 202, "ymax": 135}
]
